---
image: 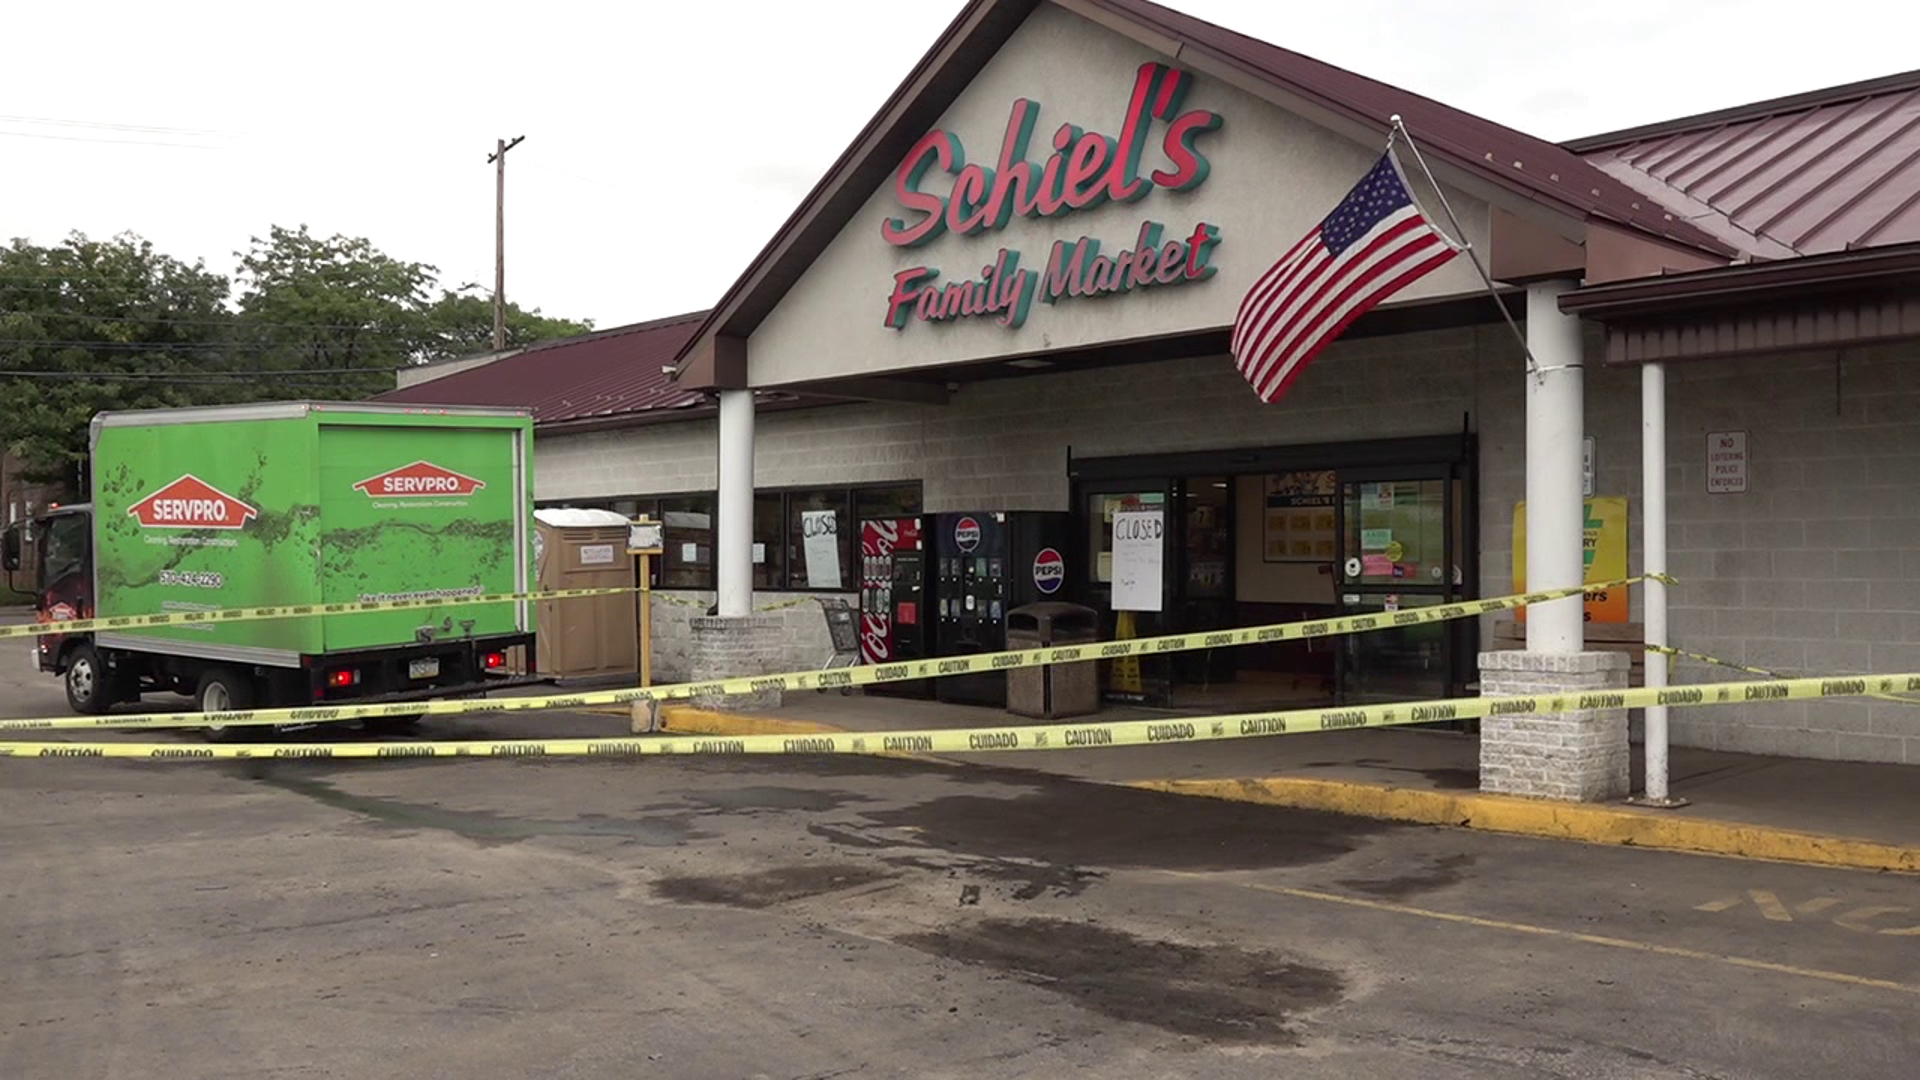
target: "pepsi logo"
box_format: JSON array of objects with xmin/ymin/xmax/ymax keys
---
[
  {"xmin": 953, "ymin": 516, "xmax": 982, "ymax": 552},
  {"xmin": 1032, "ymin": 547, "xmax": 1064, "ymax": 593}
]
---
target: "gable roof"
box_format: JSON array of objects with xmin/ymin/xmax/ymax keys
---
[
  {"xmin": 1086, "ymin": 0, "xmax": 1731, "ymax": 254},
  {"xmin": 380, "ymin": 311, "xmax": 710, "ymax": 428},
  {"xmin": 1568, "ymin": 69, "xmax": 1920, "ymax": 259},
  {"xmin": 671, "ymin": 0, "xmax": 1737, "ymax": 386}
]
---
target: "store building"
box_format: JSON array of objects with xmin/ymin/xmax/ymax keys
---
[{"xmin": 388, "ymin": 0, "xmax": 1920, "ymax": 780}]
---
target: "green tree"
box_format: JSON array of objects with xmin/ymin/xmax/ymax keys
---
[
  {"xmin": 0, "ymin": 232, "xmax": 234, "ymax": 489},
  {"xmin": 231, "ymin": 224, "xmax": 439, "ymax": 398},
  {"xmin": 420, "ymin": 285, "xmax": 594, "ymax": 361},
  {"xmin": 2, "ymin": 225, "xmax": 594, "ymax": 494}
]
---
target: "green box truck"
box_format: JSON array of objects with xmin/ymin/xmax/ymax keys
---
[{"xmin": 1, "ymin": 401, "xmax": 540, "ymax": 731}]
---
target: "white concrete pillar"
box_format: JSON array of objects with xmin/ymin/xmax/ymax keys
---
[
  {"xmin": 716, "ymin": 389, "xmax": 755, "ymax": 618},
  {"xmin": 1524, "ymin": 280, "xmax": 1586, "ymax": 653},
  {"xmin": 1641, "ymin": 361, "xmax": 1677, "ymax": 803}
]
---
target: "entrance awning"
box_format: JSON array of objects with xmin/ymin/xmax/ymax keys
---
[{"xmin": 1559, "ymin": 242, "xmax": 1920, "ymax": 365}]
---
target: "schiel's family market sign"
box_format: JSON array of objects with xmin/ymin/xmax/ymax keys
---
[{"xmin": 881, "ymin": 62, "xmax": 1223, "ymax": 331}]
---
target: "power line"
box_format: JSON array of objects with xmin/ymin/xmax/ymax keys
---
[
  {"xmin": 0, "ymin": 370, "xmax": 398, "ymax": 383},
  {"xmin": 0, "ymin": 339, "xmax": 430, "ymax": 352},
  {"xmin": 0, "ymin": 128, "xmax": 222, "ymax": 151},
  {"xmin": 0, "ymin": 114, "xmax": 244, "ymax": 138},
  {"xmin": 0, "ymin": 375, "xmax": 390, "ymax": 389},
  {"xmin": 0, "ymin": 306, "xmax": 486, "ymax": 335}
]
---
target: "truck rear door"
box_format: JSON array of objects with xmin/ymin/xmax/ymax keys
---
[{"xmin": 315, "ymin": 422, "xmax": 528, "ymax": 653}]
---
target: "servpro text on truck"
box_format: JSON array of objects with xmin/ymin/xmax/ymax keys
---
[{"xmin": 0, "ymin": 402, "xmax": 541, "ymax": 734}]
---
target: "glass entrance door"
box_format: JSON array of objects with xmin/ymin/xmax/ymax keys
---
[
  {"xmin": 1078, "ymin": 481, "xmax": 1174, "ymax": 704},
  {"xmin": 1333, "ymin": 468, "xmax": 1470, "ymax": 706}
]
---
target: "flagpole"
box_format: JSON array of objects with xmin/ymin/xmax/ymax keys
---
[{"xmin": 1387, "ymin": 115, "xmax": 1546, "ymax": 379}]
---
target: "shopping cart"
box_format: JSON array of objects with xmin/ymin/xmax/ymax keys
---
[{"xmin": 815, "ymin": 596, "xmax": 861, "ymax": 694}]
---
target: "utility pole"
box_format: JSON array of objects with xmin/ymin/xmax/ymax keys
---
[{"xmin": 488, "ymin": 135, "xmax": 526, "ymax": 352}]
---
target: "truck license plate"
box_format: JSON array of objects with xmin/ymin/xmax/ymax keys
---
[{"xmin": 409, "ymin": 658, "xmax": 440, "ymax": 681}]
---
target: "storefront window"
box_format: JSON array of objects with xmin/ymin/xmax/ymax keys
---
[
  {"xmin": 786, "ymin": 489, "xmax": 850, "ymax": 590},
  {"xmin": 854, "ymin": 484, "xmax": 922, "ymax": 522},
  {"xmin": 753, "ymin": 493, "xmax": 785, "ymax": 590},
  {"xmin": 539, "ymin": 483, "xmax": 921, "ymax": 593},
  {"xmin": 659, "ymin": 494, "xmax": 715, "ymax": 589}
]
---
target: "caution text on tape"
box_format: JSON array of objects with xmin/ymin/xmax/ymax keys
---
[
  {"xmin": 1, "ymin": 585, "xmax": 643, "ymax": 641},
  {"xmin": 5, "ymin": 667, "xmax": 1910, "ymax": 762},
  {"xmin": 0, "ymin": 579, "xmax": 1640, "ymax": 734}
]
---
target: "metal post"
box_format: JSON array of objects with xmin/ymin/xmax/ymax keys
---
[
  {"xmin": 1634, "ymin": 362, "xmax": 1688, "ymax": 807},
  {"xmin": 639, "ymin": 550, "xmax": 654, "ymax": 688},
  {"xmin": 716, "ymin": 390, "xmax": 755, "ymax": 618},
  {"xmin": 1524, "ymin": 280, "xmax": 1585, "ymax": 653}
]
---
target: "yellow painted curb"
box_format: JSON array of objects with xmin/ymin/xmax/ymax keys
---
[
  {"xmin": 653, "ymin": 707, "xmax": 1918, "ymax": 874},
  {"xmin": 658, "ymin": 706, "xmax": 846, "ymax": 738},
  {"xmin": 1131, "ymin": 777, "xmax": 1920, "ymax": 874}
]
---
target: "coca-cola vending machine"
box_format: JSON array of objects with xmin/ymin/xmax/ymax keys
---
[{"xmin": 859, "ymin": 516, "xmax": 929, "ymax": 698}]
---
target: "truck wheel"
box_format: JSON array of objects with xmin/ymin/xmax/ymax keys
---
[
  {"xmin": 196, "ymin": 668, "xmax": 256, "ymax": 743},
  {"xmin": 64, "ymin": 645, "xmax": 118, "ymax": 715}
]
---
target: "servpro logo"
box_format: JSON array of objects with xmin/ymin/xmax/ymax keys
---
[
  {"xmin": 128, "ymin": 475, "xmax": 258, "ymax": 530},
  {"xmin": 353, "ymin": 461, "xmax": 486, "ymax": 499}
]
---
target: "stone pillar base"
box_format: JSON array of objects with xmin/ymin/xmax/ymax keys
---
[
  {"xmin": 1477, "ymin": 650, "xmax": 1631, "ymax": 802},
  {"xmin": 689, "ymin": 615, "xmax": 786, "ymax": 712}
]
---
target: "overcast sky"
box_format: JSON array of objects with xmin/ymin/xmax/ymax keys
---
[{"xmin": 6, "ymin": 0, "xmax": 1910, "ymax": 330}]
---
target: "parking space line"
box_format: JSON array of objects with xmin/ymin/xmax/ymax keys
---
[{"xmin": 1166, "ymin": 873, "xmax": 1920, "ymax": 997}]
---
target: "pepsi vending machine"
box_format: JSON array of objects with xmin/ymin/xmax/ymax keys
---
[
  {"xmin": 858, "ymin": 516, "xmax": 929, "ymax": 698},
  {"xmin": 932, "ymin": 511, "xmax": 1072, "ymax": 707}
]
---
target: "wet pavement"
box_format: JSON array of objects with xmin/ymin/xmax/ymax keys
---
[
  {"xmin": 2, "ymin": 743, "xmax": 1916, "ymax": 1079},
  {"xmin": 3, "ymin": 623, "xmax": 1918, "ymax": 1078}
]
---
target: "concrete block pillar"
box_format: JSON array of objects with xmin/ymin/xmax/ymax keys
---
[
  {"xmin": 689, "ymin": 615, "xmax": 785, "ymax": 712},
  {"xmin": 1478, "ymin": 651, "xmax": 1631, "ymax": 801},
  {"xmin": 1475, "ymin": 279, "xmax": 1630, "ymax": 801}
]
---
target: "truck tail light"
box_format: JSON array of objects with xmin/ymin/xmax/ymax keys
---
[
  {"xmin": 327, "ymin": 668, "xmax": 360, "ymax": 688},
  {"xmin": 483, "ymin": 651, "xmax": 506, "ymax": 671}
]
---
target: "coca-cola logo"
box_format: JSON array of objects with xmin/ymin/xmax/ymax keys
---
[
  {"xmin": 953, "ymin": 516, "xmax": 981, "ymax": 552},
  {"xmin": 860, "ymin": 611, "xmax": 891, "ymax": 664},
  {"xmin": 862, "ymin": 518, "xmax": 900, "ymax": 558},
  {"xmin": 128, "ymin": 475, "xmax": 258, "ymax": 530},
  {"xmin": 1032, "ymin": 547, "xmax": 1065, "ymax": 593}
]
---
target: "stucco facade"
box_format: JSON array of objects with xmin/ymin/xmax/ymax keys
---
[{"xmin": 746, "ymin": 4, "xmax": 1493, "ymax": 387}]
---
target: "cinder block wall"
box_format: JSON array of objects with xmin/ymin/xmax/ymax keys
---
[{"xmin": 538, "ymin": 332, "xmax": 1917, "ymax": 765}]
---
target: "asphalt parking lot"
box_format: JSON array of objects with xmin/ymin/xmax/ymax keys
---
[{"xmin": 3, "ymin": 627, "xmax": 1917, "ymax": 1078}]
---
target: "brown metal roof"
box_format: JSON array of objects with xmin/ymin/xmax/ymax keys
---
[
  {"xmin": 1079, "ymin": 0, "xmax": 1733, "ymax": 256},
  {"xmin": 1570, "ymin": 70, "xmax": 1920, "ymax": 258},
  {"xmin": 379, "ymin": 312, "xmax": 711, "ymax": 426}
]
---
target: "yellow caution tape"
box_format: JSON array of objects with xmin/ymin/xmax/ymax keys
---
[
  {"xmin": 1650, "ymin": 644, "xmax": 1920, "ymax": 706},
  {"xmin": 1, "ymin": 585, "xmax": 643, "ymax": 641},
  {"xmin": 5, "ymin": 667, "xmax": 1911, "ymax": 762},
  {"xmin": 0, "ymin": 578, "xmax": 1642, "ymax": 734}
]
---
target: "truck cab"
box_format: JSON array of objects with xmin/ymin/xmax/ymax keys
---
[{"xmin": 3, "ymin": 504, "xmax": 97, "ymax": 701}]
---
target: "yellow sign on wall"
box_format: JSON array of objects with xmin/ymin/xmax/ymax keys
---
[{"xmin": 1513, "ymin": 496, "xmax": 1629, "ymax": 623}]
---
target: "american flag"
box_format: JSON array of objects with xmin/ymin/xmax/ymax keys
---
[{"xmin": 1230, "ymin": 150, "xmax": 1461, "ymax": 404}]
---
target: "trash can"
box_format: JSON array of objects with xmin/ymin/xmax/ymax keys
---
[{"xmin": 1005, "ymin": 601, "xmax": 1100, "ymax": 719}]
